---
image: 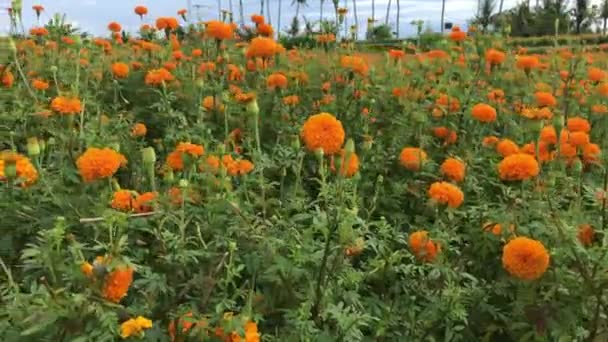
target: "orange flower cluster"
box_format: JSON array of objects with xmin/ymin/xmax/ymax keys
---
[
  {"xmin": 432, "ymin": 127, "xmax": 458, "ymax": 145},
  {"xmin": 317, "ymin": 33, "xmax": 336, "ymax": 44},
  {"xmin": 102, "ymin": 266, "xmax": 134, "ymax": 302},
  {"xmin": 258, "ymin": 23, "xmax": 274, "ymax": 37},
  {"xmin": 409, "ymin": 231, "xmax": 441, "ymax": 262},
  {"xmin": 134, "ymin": 5, "xmax": 148, "ymax": 16},
  {"xmin": 496, "ymin": 139, "xmax": 519, "ymax": 157},
  {"xmin": 448, "ymin": 26, "xmax": 466, "ymax": 42},
  {"xmin": 516, "ymin": 55, "xmax": 540, "ymax": 71},
  {"xmin": 502, "ymin": 237, "xmax": 549, "ymax": 280},
  {"xmin": 440, "ymin": 158, "xmax": 465, "ymax": 182},
  {"xmin": 577, "ymin": 224, "xmax": 595, "ymax": 246},
  {"xmin": 108, "ymin": 21, "xmax": 122, "ymax": 32},
  {"xmin": 485, "ymin": 49, "xmax": 506, "ymax": 65},
  {"xmin": 111, "ymin": 189, "xmax": 158, "ymax": 213},
  {"xmin": 471, "ymin": 103, "xmax": 497, "ymax": 123},
  {"xmin": 166, "ymin": 142, "xmax": 205, "ymax": 171},
  {"xmin": 246, "ymin": 37, "xmax": 281, "ymax": 59},
  {"xmin": 156, "ymin": 17, "xmax": 179, "ymax": 30},
  {"xmin": 340, "ymin": 55, "xmax": 369, "ymax": 76},
  {"xmin": 497, "ymin": 153, "xmax": 539, "ymax": 181},
  {"xmin": 112, "ymin": 62, "xmax": 129, "ymax": 78},
  {"xmin": 399, "ymin": 147, "xmax": 427, "ymax": 171},
  {"xmin": 332, "ymin": 150, "xmax": 359, "ymax": 178},
  {"xmin": 282, "ymin": 95, "xmax": 300, "ymax": 106},
  {"xmin": 300, "ymin": 112, "xmax": 345, "ymax": 155},
  {"xmin": 131, "ymin": 123, "xmax": 147, "ymax": 137},
  {"xmin": 206, "ymin": 20, "xmax": 234, "ymax": 40},
  {"xmin": 428, "ymin": 181, "xmax": 464, "ymax": 208},
  {"xmin": 0, "ymin": 152, "xmax": 38, "ymax": 187},
  {"xmin": 145, "ymin": 68, "xmax": 174, "ymax": 86},
  {"xmin": 266, "ymin": 73, "xmax": 288, "ymax": 90},
  {"xmin": 51, "ymin": 96, "xmax": 82, "ymax": 115},
  {"xmin": 29, "ymin": 27, "xmax": 49, "ymax": 36},
  {"xmin": 32, "ymin": 79, "xmax": 49, "ymax": 91},
  {"xmin": 76, "ymin": 147, "xmax": 127, "ymax": 182}
]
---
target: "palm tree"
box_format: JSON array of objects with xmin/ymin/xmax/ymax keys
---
[
  {"xmin": 352, "ymin": 0, "xmax": 359, "ymax": 38},
  {"xmin": 396, "ymin": 0, "xmax": 400, "ymax": 37},
  {"xmin": 573, "ymin": 0, "xmax": 589, "ymax": 34},
  {"xmin": 217, "ymin": 0, "xmax": 222, "ymax": 19},
  {"xmin": 372, "ymin": 0, "xmax": 376, "ymax": 20},
  {"xmin": 278, "ymin": 0, "xmax": 283, "ymax": 34},
  {"xmin": 476, "ymin": 0, "xmax": 496, "ymax": 33},
  {"xmin": 498, "ymin": 0, "xmax": 504, "ymax": 16},
  {"xmin": 228, "ymin": 0, "xmax": 234, "ymax": 22},
  {"xmin": 440, "ymin": 0, "xmax": 446, "ymax": 32},
  {"xmin": 293, "ymin": 0, "xmax": 307, "ymax": 19},
  {"xmin": 385, "ymin": 0, "xmax": 392, "ymax": 25},
  {"xmin": 239, "ymin": 0, "xmax": 245, "ymax": 26},
  {"xmin": 320, "ymin": 0, "xmax": 324, "ymax": 22},
  {"xmin": 261, "ymin": 0, "xmax": 265, "ymax": 15},
  {"xmin": 267, "ymin": 0, "xmax": 272, "ymax": 24},
  {"xmin": 601, "ymin": 0, "xmax": 608, "ymax": 34}
]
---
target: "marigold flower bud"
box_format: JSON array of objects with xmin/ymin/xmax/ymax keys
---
[
  {"xmin": 27, "ymin": 137, "xmax": 40, "ymax": 156},
  {"xmin": 345, "ymin": 138, "xmax": 355, "ymax": 155},
  {"xmin": 314, "ymin": 147, "xmax": 324, "ymax": 161},
  {"xmin": 4, "ymin": 159, "xmax": 17, "ymax": 179},
  {"xmin": 291, "ymin": 135, "xmax": 300, "ymax": 150},
  {"xmin": 50, "ymin": 65, "xmax": 58, "ymax": 73},
  {"xmin": 572, "ymin": 159, "xmax": 583, "ymax": 173},
  {"xmin": 142, "ymin": 147, "xmax": 156, "ymax": 165},
  {"xmin": 164, "ymin": 169, "xmax": 174, "ymax": 182},
  {"xmin": 246, "ymin": 98, "xmax": 260, "ymax": 116},
  {"xmin": 179, "ymin": 179, "xmax": 189, "ymax": 188}
]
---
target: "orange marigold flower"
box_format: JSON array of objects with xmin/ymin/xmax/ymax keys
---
[
  {"xmin": 32, "ymin": 5, "xmax": 44, "ymax": 13},
  {"xmin": 471, "ymin": 103, "xmax": 497, "ymax": 123},
  {"xmin": 516, "ymin": 55, "xmax": 540, "ymax": 71},
  {"xmin": 177, "ymin": 9, "xmax": 187, "ymax": 16},
  {"xmin": 448, "ymin": 27, "xmax": 466, "ymax": 42},
  {"xmin": 0, "ymin": 152, "xmax": 39, "ymax": 187},
  {"xmin": 51, "ymin": 96, "xmax": 82, "ymax": 115},
  {"xmin": 435, "ymin": 94, "xmax": 460, "ymax": 113},
  {"xmin": 111, "ymin": 190, "xmax": 135, "ymax": 211},
  {"xmin": 335, "ymin": 149, "xmax": 359, "ymax": 178},
  {"xmin": 502, "ymin": 237, "xmax": 549, "ymax": 280},
  {"xmin": 389, "ymin": 49, "xmax": 405, "ymax": 60},
  {"xmin": 409, "ymin": 230, "xmax": 441, "ymax": 262},
  {"xmin": 81, "ymin": 262, "xmax": 93, "ymax": 277},
  {"xmin": 169, "ymin": 312, "xmax": 203, "ymax": 342},
  {"xmin": 166, "ymin": 17, "xmax": 179, "ymax": 30},
  {"xmin": 108, "ymin": 21, "xmax": 122, "ymax": 32},
  {"xmin": 485, "ymin": 48, "xmax": 506, "ymax": 65},
  {"xmin": 577, "ymin": 224, "xmax": 595, "ymax": 246},
  {"xmin": 340, "ymin": 55, "xmax": 369, "ymax": 76},
  {"xmin": 1, "ymin": 70, "xmax": 14, "ymax": 88},
  {"xmin": 283, "ymin": 95, "xmax": 300, "ymax": 106},
  {"xmin": 267, "ymin": 73, "xmax": 288, "ymax": 90},
  {"xmin": 102, "ymin": 266, "xmax": 134, "ymax": 303},
  {"xmin": 258, "ymin": 23, "xmax": 274, "ymax": 37},
  {"xmin": 440, "ymin": 158, "xmax": 466, "ymax": 182},
  {"xmin": 131, "ymin": 123, "xmax": 147, "ymax": 137},
  {"xmin": 166, "ymin": 142, "xmax": 205, "ymax": 171},
  {"xmin": 483, "ymin": 135, "xmax": 499, "ymax": 147},
  {"xmin": 540, "ymin": 126, "xmax": 557, "ymax": 144},
  {"xmin": 592, "ymin": 104, "xmax": 608, "ymax": 114},
  {"xmin": 76, "ymin": 147, "xmax": 127, "ymax": 182},
  {"xmin": 588, "ymin": 67, "xmax": 606, "ymax": 82},
  {"xmin": 428, "ymin": 181, "xmax": 464, "ymax": 208},
  {"xmin": 145, "ymin": 68, "xmax": 175, "ymax": 86},
  {"xmin": 251, "ymin": 14, "xmax": 265, "ymax": 25},
  {"xmin": 202, "ymin": 96, "xmax": 224, "ymax": 112},
  {"xmin": 206, "ymin": 20, "xmax": 234, "ymax": 40},
  {"xmin": 432, "ymin": 127, "xmax": 458, "ymax": 145},
  {"xmin": 566, "ymin": 131, "xmax": 590, "ymax": 147},
  {"xmin": 487, "ymin": 88, "xmax": 505, "ymax": 103},
  {"xmin": 567, "ymin": 116, "xmax": 591, "ymax": 133},
  {"xmin": 111, "ymin": 62, "xmax": 129, "ymax": 79},
  {"xmin": 134, "ymin": 192, "xmax": 157, "ymax": 213},
  {"xmin": 32, "ymin": 79, "xmax": 49, "ymax": 91},
  {"xmin": 246, "ymin": 37, "xmax": 279, "ymax": 59},
  {"xmin": 535, "ymin": 91, "xmax": 556, "ymax": 107},
  {"xmin": 134, "ymin": 5, "xmax": 148, "ymax": 16},
  {"xmin": 583, "ymin": 143, "xmax": 601, "ymax": 164},
  {"xmin": 598, "ymin": 82, "xmax": 608, "ymax": 97},
  {"xmin": 498, "ymin": 153, "xmax": 540, "ymax": 181},
  {"xmin": 496, "ymin": 139, "xmax": 519, "ymax": 157},
  {"xmin": 399, "ymin": 147, "xmax": 427, "ymax": 171},
  {"xmin": 300, "ymin": 112, "xmax": 345, "ymax": 155}
]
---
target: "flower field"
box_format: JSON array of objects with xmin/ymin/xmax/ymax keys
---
[{"xmin": 3, "ymin": 5, "xmax": 608, "ymax": 342}]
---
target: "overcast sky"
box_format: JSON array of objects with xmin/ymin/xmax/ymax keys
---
[{"xmin": 0, "ymin": 0, "xmax": 566, "ymax": 38}]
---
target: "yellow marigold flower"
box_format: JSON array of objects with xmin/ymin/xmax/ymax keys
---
[
  {"xmin": 399, "ymin": 147, "xmax": 427, "ymax": 171},
  {"xmin": 76, "ymin": 148, "xmax": 127, "ymax": 182},
  {"xmin": 497, "ymin": 153, "xmax": 539, "ymax": 181},
  {"xmin": 103, "ymin": 266, "xmax": 134, "ymax": 303},
  {"xmin": 300, "ymin": 113, "xmax": 345, "ymax": 155},
  {"xmin": 120, "ymin": 316, "xmax": 153, "ymax": 339},
  {"xmin": 502, "ymin": 237, "xmax": 549, "ymax": 280},
  {"xmin": 0, "ymin": 152, "xmax": 38, "ymax": 187},
  {"xmin": 428, "ymin": 181, "xmax": 464, "ymax": 208}
]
